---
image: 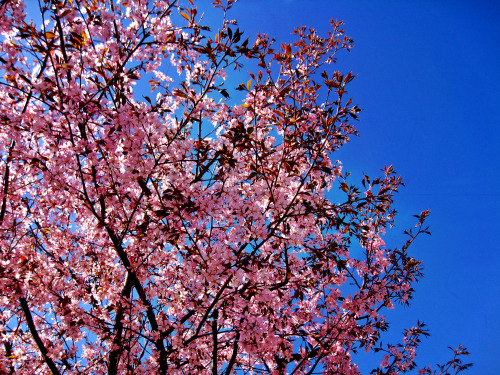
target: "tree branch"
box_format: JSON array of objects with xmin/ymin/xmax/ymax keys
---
[
  {"xmin": 212, "ymin": 309, "xmax": 218, "ymax": 375},
  {"xmin": 19, "ymin": 296, "xmax": 61, "ymax": 375},
  {"xmin": 107, "ymin": 273, "xmax": 133, "ymax": 375}
]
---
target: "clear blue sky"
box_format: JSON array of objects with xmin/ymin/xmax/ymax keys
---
[{"xmin": 217, "ymin": 0, "xmax": 499, "ymax": 373}]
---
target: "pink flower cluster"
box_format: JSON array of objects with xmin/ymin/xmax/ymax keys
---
[{"xmin": 0, "ymin": 0, "xmax": 469, "ymax": 374}]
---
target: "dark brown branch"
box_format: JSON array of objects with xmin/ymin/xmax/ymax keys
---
[
  {"xmin": 212, "ymin": 309, "xmax": 218, "ymax": 375},
  {"xmin": 3, "ymin": 340, "xmax": 14, "ymax": 374},
  {"xmin": 184, "ymin": 276, "xmax": 233, "ymax": 346},
  {"xmin": 54, "ymin": 11, "xmax": 72, "ymax": 83},
  {"xmin": 19, "ymin": 296, "xmax": 61, "ymax": 375},
  {"xmin": 107, "ymin": 274, "xmax": 133, "ymax": 375},
  {"xmin": 0, "ymin": 161, "xmax": 9, "ymax": 224},
  {"xmin": 224, "ymin": 331, "xmax": 240, "ymax": 375},
  {"xmin": 162, "ymin": 309, "xmax": 195, "ymax": 339},
  {"xmin": 105, "ymin": 228, "xmax": 168, "ymax": 375}
]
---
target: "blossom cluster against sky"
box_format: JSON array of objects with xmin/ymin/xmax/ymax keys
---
[
  {"xmin": 210, "ymin": 0, "xmax": 499, "ymax": 373},
  {"xmin": 20, "ymin": 0, "xmax": 498, "ymax": 372}
]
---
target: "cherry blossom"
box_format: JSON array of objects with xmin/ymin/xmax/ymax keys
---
[{"xmin": 0, "ymin": 0, "xmax": 470, "ymax": 374}]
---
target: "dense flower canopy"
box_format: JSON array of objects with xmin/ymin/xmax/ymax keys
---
[{"xmin": 0, "ymin": 0, "xmax": 470, "ymax": 374}]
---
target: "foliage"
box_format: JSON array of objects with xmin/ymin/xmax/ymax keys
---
[{"xmin": 0, "ymin": 0, "xmax": 470, "ymax": 374}]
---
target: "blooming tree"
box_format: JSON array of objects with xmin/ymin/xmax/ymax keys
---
[{"xmin": 0, "ymin": 0, "xmax": 470, "ymax": 374}]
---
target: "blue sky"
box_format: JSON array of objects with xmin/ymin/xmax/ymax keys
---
[{"xmin": 218, "ymin": 0, "xmax": 499, "ymax": 373}]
